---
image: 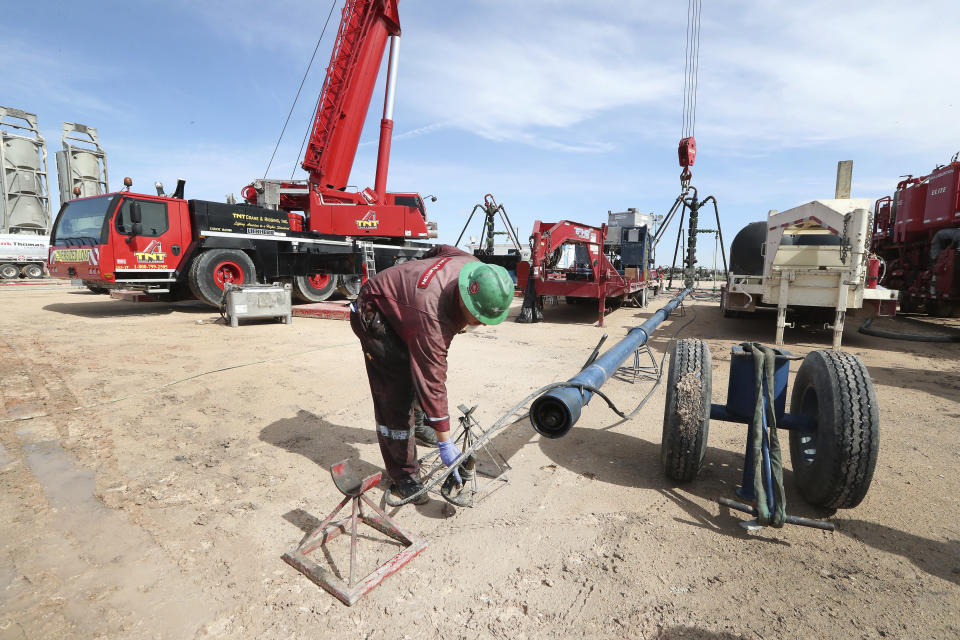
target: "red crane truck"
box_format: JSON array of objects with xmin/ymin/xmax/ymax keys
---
[
  {"xmin": 47, "ymin": 0, "xmax": 436, "ymax": 306},
  {"xmin": 871, "ymin": 154, "xmax": 960, "ymax": 317}
]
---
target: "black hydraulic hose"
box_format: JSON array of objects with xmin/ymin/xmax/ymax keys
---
[{"xmin": 858, "ymin": 317, "xmax": 960, "ymax": 343}]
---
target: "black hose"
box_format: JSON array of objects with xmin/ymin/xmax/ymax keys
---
[{"xmin": 858, "ymin": 317, "xmax": 960, "ymax": 343}]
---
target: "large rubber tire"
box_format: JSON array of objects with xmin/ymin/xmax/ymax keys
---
[
  {"xmin": 661, "ymin": 338, "xmax": 712, "ymax": 482},
  {"xmin": 188, "ymin": 249, "xmax": 256, "ymax": 307},
  {"xmin": 0, "ymin": 263, "xmax": 19, "ymax": 279},
  {"xmin": 22, "ymin": 263, "xmax": 44, "ymax": 279},
  {"xmin": 293, "ymin": 272, "xmax": 337, "ymax": 302},
  {"xmin": 789, "ymin": 350, "xmax": 879, "ymax": 509},
  {"xmin": 337, "ymin": 273, "xmax": 363, "ymax": 299},
  {"xmin": 85, "ymin": 282, "xmax": 109, "ymax": 294}
]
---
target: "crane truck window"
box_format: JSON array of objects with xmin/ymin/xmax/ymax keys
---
[{"xmin": 116, "ymin": 200, "xmax": 169, "ymax": 237}]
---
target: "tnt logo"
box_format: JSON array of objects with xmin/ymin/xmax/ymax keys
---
[
  {"xmin": 356, "ymin": 210, "xmax": 380, "ymax": 230},
  {"xmin": 135, "ymin": 240, "xmax": 166, "ymax": 263}
]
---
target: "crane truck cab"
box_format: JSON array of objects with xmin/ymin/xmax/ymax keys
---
[{"xmin": 48, "ymin": 191, "xmax": 192, "ymax": 295}]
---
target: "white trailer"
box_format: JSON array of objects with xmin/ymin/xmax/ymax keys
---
[
  {"xmin": 0, "ymin": 233, "xmax": 48, "ymax": 279},
  {"xmin": 721, "ymin": 199, "xmax": 899, "ymax": 349}
]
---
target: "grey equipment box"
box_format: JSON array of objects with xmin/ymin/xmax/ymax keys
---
[{"xmin": 223, "ymin": 283, "xmax": 292, "ymax": 328}]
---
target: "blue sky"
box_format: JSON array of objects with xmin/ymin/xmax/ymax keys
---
[{"xmin": 4, "ymin": 0, "xmax": 959, "ymax": 266}]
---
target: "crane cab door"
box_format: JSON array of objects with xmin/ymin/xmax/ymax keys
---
[{"xmin": 110, "ymin": 196, "xmax": 191, "ymax": 278}]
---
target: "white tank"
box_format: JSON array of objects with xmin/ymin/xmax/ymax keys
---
[
  {"xmin": 56, "ymin": 122, "xmax": 109, "ymax": 203},
  {"xmin": 0, "ymin": 233, "xmax": 49, "ymax": 262},
  {"xmin": 0, "ymin": 106, "xmax": 51, "ymax": 234}
]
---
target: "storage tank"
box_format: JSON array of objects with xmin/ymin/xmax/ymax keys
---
[
  {"xmin": 729, "ymin": 221, "xmax": 766, "ymax": 275},
  {"xmin": 893, "ymin": 178, "xmax": 927, "ymax": 243},
  {"xmin": 0, "ymin": 106, "xmax": 51, "ymax": 235},
  {"xmin": 55, "ymin": 122, "xmax": 109, "ymax": 202},
  {"xmin": 921, "ymin": 162, "xmax": 960, "ymax": 232}
]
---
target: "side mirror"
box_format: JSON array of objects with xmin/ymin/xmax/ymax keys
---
[{"xmin": 130, "ymin": 201, "xmax": 142, "ymax": 224}]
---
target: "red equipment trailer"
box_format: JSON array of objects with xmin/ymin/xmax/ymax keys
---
[
  {"xmin": 871, "ymin": 154, "xmax": 960, "ymax": 316},
  {"xmin": 516, "ymin": 220, "xmax": 655, "ymax": 326},
  {"xmin": 47, "ymin": 0, "xmax": 436, "ymax": 306}
]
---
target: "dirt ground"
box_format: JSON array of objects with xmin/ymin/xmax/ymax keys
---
[{"xmin": 1, "ymin": 281, "xmax": 958, "ymax": 640}]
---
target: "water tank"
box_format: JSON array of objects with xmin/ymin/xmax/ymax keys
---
[{"xmin": 729, "ymin": 221, "xmax": 767, "ymax": 275}]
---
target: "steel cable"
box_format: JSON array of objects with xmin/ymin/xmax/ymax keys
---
[{"xmin": 263, "ymin": 0, "xmax": 340, "ymax": 179}]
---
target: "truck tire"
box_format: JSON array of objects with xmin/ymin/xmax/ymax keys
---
[
  {"xmin": 85, "ymin": 283, "xmax": 109, "ymax": 294},
  {"xmin": 189, "ymin": 249, "xmax": 256, "ymax": 307},
  {"xmin": 0, "ymin": 263, "xmax": 19, "ymax": 279},
  {"xmin": 661, "ymin": 338, "xmax": 712, "ymax": 482},
  {"xmin": 22, "ymin": 263, "xmax": 44, "ymax": 279},
  {"xmin": 293, "ymin": 272, "xmax": 337, "ymax": 303},
  {"xmin": 337, "ymin": 273, "xmax": 363, "ymax": 299},
  {"xmin": 789, "ymin": 350, "xmax": 879, "ymax": 509}
]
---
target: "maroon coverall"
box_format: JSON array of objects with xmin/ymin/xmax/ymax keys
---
[{"xmin": 349, "ymin": 245, "xmax": 476, "ymax": 482}]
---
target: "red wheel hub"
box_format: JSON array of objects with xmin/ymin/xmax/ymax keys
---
[
  {"xmin": 213, "ymin": 260, "xmax": 245, "ymax": 289},
  {"xmin": 308, "ymin": 273, "xmax": 331, "ymax": 289}
]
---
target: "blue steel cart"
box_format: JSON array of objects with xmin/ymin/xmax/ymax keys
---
[{"xmin": 661, "ymin": 339, "xmax": 880, "ymax": 527}]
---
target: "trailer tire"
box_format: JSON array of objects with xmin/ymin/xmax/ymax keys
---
[
  {"xmin": 661, "ymin": 338, "xmax": 712, "ymax": 482},
  {"xmin": 22, "ymin": 263, "xmax": 44, "ymax": 279},
  {"xmin": 189, "ymin": 249, "xmax": 256, "ymax": 307},
  {"xmin": 86, "ymin": 283, "xmax": 109, "ymax": 294},
  {"xmin": 0, "ymin": 263, "xmax": 20, "ymax": 279},
  {"xmin": 337, "ymin": 273, "xmax": 363, "ymax": 299},
  {"xmin": 293, "ymin": 272, "xmax": 337, "ymax": 302},
  {"xmin": 789, "ymin": 350, "xmax": 879, "ymax": 509}
]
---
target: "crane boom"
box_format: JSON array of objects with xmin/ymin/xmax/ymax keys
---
[
  {"xmin": 302, "ymin": 0, "xmax": 400, "ymax": 192},
  {"xmin": 242, "ymin": 0, "xmax": 432, "ymax": 244}
]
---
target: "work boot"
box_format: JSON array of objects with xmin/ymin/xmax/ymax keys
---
[
  {"xmin": 414, "ymin": 423, "xmax": 438, "ymax": 448},
  {"xmin": 389, "ymin": 476, "xmax": 429, "ymax": 505}
]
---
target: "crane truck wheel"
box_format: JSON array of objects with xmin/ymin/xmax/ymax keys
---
[
  {"xmin": 660, "ymin": 338, "xmax": 712, "ymax": 482},
  {"xmin": 789, "ymin": 349, "xmax": 879, "ymax": 509},
  {"xmin": 337, "ymin": 273, "xmax": 363, "ymax": 299},
  {"xmin": 0, "ymin": 263, "xmax": 20, "ymax": 279},
  {"xmin": 22, "ymin": 264, "xmax": 44, "ymax": 279},
  {"xmin": 188, "ymin": 249, "xmax": 256, "ymax": 307},
  {"xmin": 292, "ymin": 272, "xmax": 337, "ymax": 302},
  {"xmin": 84, "ymin": 281, "xmax": 109, "ymax": 294}
]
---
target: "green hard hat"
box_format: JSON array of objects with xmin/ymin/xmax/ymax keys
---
[{"xmin": 458, "ymin": 261, "xmax": 513, "ymax": 325}]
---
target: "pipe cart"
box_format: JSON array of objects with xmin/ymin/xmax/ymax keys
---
[{"xmin": 661, "ymin": 338, "xmax": 880, "ymax": 528}]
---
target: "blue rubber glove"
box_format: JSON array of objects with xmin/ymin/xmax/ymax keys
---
[{"xmin": 437, "ymin": 440, "xmax": 462, "ymax": 485}]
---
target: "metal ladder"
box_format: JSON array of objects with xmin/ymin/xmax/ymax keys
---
[{"xmin": 361, "ymin": 242, "xmax": 376, "ymax": 280}]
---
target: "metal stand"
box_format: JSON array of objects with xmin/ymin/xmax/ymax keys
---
[
  {"xmin": 439, "ymin": 405, "xmax": 512, "ymax": 507},
  {"xmin": 615, "ymin": 344, "xmax": 660, "ymax": 383},
  {"xmin": 282, "ymin": 459, "xmax": 427, "ymax": 606}
]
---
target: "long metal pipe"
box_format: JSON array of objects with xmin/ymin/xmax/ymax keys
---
[{"xmin": 530, "ymin": 288, "xmax": 691, "ymax": 438}]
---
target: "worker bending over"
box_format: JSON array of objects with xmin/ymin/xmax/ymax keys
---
[{"xmin": 350, "ymin": 245, "xmax": 513, "ymax": 503}]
